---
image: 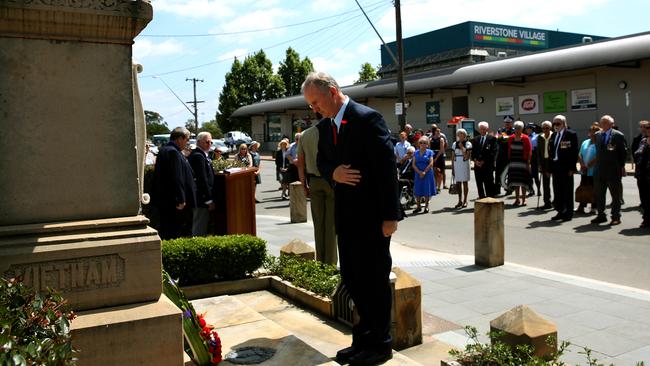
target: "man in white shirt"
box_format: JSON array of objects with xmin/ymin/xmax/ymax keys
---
[{"xmin": 394, "ymin": 131, "xmax": 411, "ymax": 165}]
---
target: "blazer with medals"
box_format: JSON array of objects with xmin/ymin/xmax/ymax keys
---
[
  {"xmin": 188, "ymin": 148, "xmax": 215, "ymax": 208},
  {"xmin": 549, "ymin": 128, "xmax": 579, "ymax": 173},
  {"xmin": 316, "ymin": 99, "xmax": 401, "ymax": 235},
  {"xmin": 595, "ymin": 129, "xmax": 627, "ymax": 178},
  {"xmin": 471, "ymin": 134, "xmax": 497, "ymax": 169}
]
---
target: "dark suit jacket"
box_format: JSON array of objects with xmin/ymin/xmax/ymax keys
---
[
  {"xmin": 536, "ymin": 134, "xmax": 553, "ymax": 174},
  {"xmin": 549, "ymin": 129, "xmax": 579, "ymax": 174},
  {"xmin": 188, "ymin": 148, "xmax": 214, "ymax": 208},
  {"xmin": 153, "ymin": 141, "xmax": 197, "ymax": 209},
  {"xmin": 595, "ymin": 129, "xmax": 627, "ymax": 178},
  {"xmin": 471, "ymin": 134, "xmax": 497, "ymax": 169},
  {"xmin": 317, "ymin": 99, "xmax": 401, "ymax": 235}
]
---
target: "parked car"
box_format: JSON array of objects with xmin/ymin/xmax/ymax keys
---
[
  {"xmin": 211, "ymin": 139, "xmax": 230, "ymax": 158},
  {"xmin": 225, "ymin": 131, "xmax": 252, "ymax": 148}
]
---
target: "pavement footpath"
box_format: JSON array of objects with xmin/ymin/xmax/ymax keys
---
[{"xmin": 256, "ymin": 214, "xmax": 650, "ymax": 365}]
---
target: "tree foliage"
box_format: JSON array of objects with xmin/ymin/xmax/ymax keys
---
[
  {"xmin": 355, "ymin": 62, "xmax": 379, "ymax": 84},
  {"xmin": 199, "ymin": 120, "xmax": 223, "ymax": 138},
  {"xmin": 278, "ymin": 47, "xmax": 314, "ymax": 97},
  {"xmin": 217, "ymin": 50, "xmax": 285, "ymax": 133},
  {"xmin": 145, "ymin": 109, "xmax": 170, "ymax": 137}
]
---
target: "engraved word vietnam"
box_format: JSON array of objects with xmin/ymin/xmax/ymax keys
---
[{"xmin": 6, "ymin": 255, "xmax": 125, "ymax": 292}]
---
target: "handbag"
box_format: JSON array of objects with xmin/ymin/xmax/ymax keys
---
[
  {"xmin": 575, "ymin": 183, "xmax": 594, "ymax": 204},
  {"xmin": 448, "ymin": 177, "xmax": 458, "ymax": 195}
]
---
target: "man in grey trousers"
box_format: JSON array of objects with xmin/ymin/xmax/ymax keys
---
[
  {"xmin": 592, "ymin": 115, "xmax": 628, "ymax": 226},
  {"xmin": 297, "ymin": 119, "xmax": 338, "ymax": 265}
]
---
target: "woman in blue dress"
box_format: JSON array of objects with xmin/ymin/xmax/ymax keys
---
[{"xmin": 412, "ymin": 136, "xmax": 437, "ymax": 213}]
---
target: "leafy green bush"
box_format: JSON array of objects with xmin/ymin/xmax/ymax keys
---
[
  {"xmin": 263, "ymin": 255, "xmax": 340, "ymax": 298},
  {"xmin": 0, "ymin": 277, "xmax": 76, "ymax": 365},
  {"xmin": 450, "ymin": 326, "xmax": 645, "ymax": 366},
  {"xmin": 162, "ymin": 235, "xmax": 266, "ymax": 286}
]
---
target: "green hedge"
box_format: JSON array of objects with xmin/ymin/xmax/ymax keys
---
[
  {"xmin": 263, "ymin": 255, "xmax": 340, "ymax": 298},
  {"xmin": 162, "ymin": 235, "xmax": 266, "ymax": 286}
]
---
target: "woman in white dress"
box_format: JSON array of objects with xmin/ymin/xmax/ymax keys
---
[{"xmin": 451, "ymin": 129, "xmax": 472, "ymax": 208}]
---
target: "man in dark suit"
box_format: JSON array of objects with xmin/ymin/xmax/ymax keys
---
[
  {"xmin": 536, "ymin": 121, "xmax": 554, "ymax": 209},
  {"xmin": 471, "ymin": 121, "xmax": 497, "ymax": 198},
  {"xmin": 549, "ymin": 115, "xmax": 579, "ymax": 221},
  {"xmin": 591, "ymin": 115, "xmax": 628, "ymax": 225},
  {"xmin": 188, "ymin": 131, "xmax": 215, "ymax": 236},
  {"xmin": 152, "ymin": 127, "xmax": 197, "ymax": 239},
  {"xmin": 303, "ymin": 71, "xmax": 400, "ymax": 366}
]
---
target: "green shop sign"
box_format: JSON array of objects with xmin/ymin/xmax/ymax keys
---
[{"xmin": 543, "ymin": 91, "xmax": 567, "ymax": 113}]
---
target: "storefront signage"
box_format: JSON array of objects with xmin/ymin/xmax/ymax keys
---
[
  {"xmin": 472, "ymin": 22, "xmax": 547, "ymax": 48},
  {"xmin": 518, "ymin": 94, "xmax": 539, "ymax": 114},
  {"xmin": 543, "ymin": 91, "xmax": 567, "ymax": 113},
  {"xmin": 425, "ymin": 101, "xmax": 440, "ymax": 123},
  {"xmin": 495, "ymin": 97, "xmax": 514, "ymax": 116},
  {"xmin": 571, "ymin": 88, "xmax": 597, "ymax": 111}
]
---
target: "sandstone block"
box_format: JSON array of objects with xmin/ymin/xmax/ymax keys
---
[
  {"xmin": 474, "ymin": 198, "xmax": 504, "ymax": 267},
  {"xmin": 280, "ymin": 239, "xmax": 315, "ymax": 260},
  {"xmin": 290, "ymin": 181, "xmax": 308, "ymax": 223},
  {"xmin": 391, "ymin": 267, "xmax": 423, "ymax": 350},
  {"xmin": 490, "ymin": 305, "xmax": 558, "ymax": 358}
]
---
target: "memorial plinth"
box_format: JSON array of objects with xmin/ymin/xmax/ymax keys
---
[
  {"xmin": 0, "ymin": 1, "xmax": 184, "ymax": 365},
  {"xmin": 474, "ymin": 198, "xmax": 505, "ymax": 267}
]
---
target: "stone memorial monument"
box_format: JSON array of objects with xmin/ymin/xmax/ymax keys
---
[{"xmin": 0, "ymin": 0, "xmax": 183, "ymax": 364}]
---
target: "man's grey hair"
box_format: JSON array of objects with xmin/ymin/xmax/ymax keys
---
[
  {"xmin": 301, "ymin": 71, "xmax": 340, "ymax": 94},
  {"xmin": 170, "ymin": 127, "xmax": 191, "ymax": 140},
  {"xmin": 197, "ymin": 131, "xmax": 212, "ymax": 142},
  {"xmin": 553, "ymin": 115, "xmax": 567, "ymax": 127},
  {"xmin": 600, "ymin": 115, "xmax": 615, "ymax": 124},
  {"xmin": 478, "ymin": 121, "xmax": 489, "ymax": 129},
  {"xmin": 541, "ymin": 120, "xmax": 552, "ymax": 129},
  {"xmin": 513, "ymin": 121, "xmax": 525, "ymax": 130}
]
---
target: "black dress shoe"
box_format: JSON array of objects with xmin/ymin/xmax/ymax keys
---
[
  {"xmin": 349, "ymin": 348, "xmax": 392, "ymax": 366},
  {"xmin": 591, "ymin": 215, "xmax": 607, "ymax": 224},
  {"xmin": 336, "ymin": 345, "xmax": 363, "ymax": 364},
  {"xmin": 562, "ymin": 215, "xmax": 572, "ymax": 222},
  {"xmin": 550, "ymin": 214, "xmax": 563, "ymax": 220},
  {"xmin": 541, "ymin": 203, "xmax": 553, "ymax": 210}
]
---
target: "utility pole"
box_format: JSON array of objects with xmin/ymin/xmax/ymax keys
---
[
  {"xmin": 395, "ymin": 0, "xmax": 407, "ymax": 131},
  {"xmin": 185, "ymin": 78, "xmax": 204, "ymax": 134}
]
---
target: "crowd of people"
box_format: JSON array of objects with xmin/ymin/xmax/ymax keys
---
[
  {"xmin": 395, "ymin": 116, "xmax": 650, "ymax": 229},
  {"xmin": 149, "ymin": 128, "xmax": 262, "ymax": 239}
]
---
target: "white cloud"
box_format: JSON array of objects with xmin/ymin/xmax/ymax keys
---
[
  {"xmin": 217, "ymin": 48, "xmax": 250, "ymax": 61},
  {"xmin": 151, "ymin": 0, "xmax": 236, "ymax": 19},
  {"xmin": 133, "ymin": 39, "xmax": 185, "ymax": 59},
  {"xmin": 309, "ymin": 0, "xmax": 348, "ymax": 12},
  {"xmin": 211, "ymin": 8, "xmax": 298, "ymax": 44}
]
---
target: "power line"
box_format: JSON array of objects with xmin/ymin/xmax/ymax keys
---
[
  {"xmin": 138, "ymin": 0, "xmax": 389, "ymax": 38},
  {"xmin": 141, "ymin": 2, "xmax": 388, "ymax": 78}
]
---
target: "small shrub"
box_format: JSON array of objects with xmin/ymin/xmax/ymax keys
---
[
  {"xmin": 0, "ymin": 277, "xmax": 77, "ymax": 365},
  {"xmin": 263, "ymin": 255, "xmax": 340, "ymax": 298},
  {"xmin": 162, "ymin": 235, "xmax": 266, "ymax": 286}
]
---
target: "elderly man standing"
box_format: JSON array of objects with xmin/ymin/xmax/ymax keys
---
[
  {"xmin": 394, "ymin": 131, "xmax": 411, "ymax": 166},
  {"xmin": 297, "ymin": 121, "xmax": 337, "ymax": 265},
  {"xmin": 471, "ymin": 121, "xmax": 497, "ymax": 198},
  {"xmin": 153, "ymin": 127, "xmax": 197, "ymax": 239},
  {"xmin": 549, "ymin": 115, "xmax": 578, "ymax": 222},
  {"xmin": 188, "ymin": 131, "xmax": 215, "ymax": 236},
  {"xmin": 303, "ymin": 71, "xmax": 400, "ymax": 366},
  {"xmin": 591, "ymin": 115, "xmax": 628, "ymax": 225}
]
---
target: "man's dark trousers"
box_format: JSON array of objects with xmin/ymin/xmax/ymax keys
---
[
  {"xmin": 474, "ymin": 166, "xmax": 495, "ymax": 198},
  {"xmin": 552, "ymin": 171, "xmax": 574, "ymax": 218}
]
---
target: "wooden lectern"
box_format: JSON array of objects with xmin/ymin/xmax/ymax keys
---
[{"xmin": 212, "ymin": 168, "xmax": 257, "ymax": 236}]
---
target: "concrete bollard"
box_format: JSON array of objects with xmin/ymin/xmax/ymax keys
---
[
  {"xmin": 474, "ymin": 197, "xmax": 504, "ymax": 267},
  {"xmin": 289, "ymin": 181, "xmax": 307, "ymax": 223}
]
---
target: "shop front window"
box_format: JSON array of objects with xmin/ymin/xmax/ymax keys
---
[{"xmin": 267, "ymin": 115, "xmax": 282, "ymax": 142}]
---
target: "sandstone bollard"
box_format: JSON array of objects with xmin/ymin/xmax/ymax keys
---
[
  {"xmin": 290, "ymin": 181, "xmax": 308, "ymax": 223},
  {"xmin": 474, "ymin": 197, "xmax": 504, "ymax": 267},
  {"xmin": 490, "ymin": 305, "xmax": 558, "ymax": 359},
  {"xmin": 391, "ymin": 267, "xmax": 423, "ymax": 350},
  {"xmin": 280, "ymin": 239, "xmax": 315, "ymax": 260}
]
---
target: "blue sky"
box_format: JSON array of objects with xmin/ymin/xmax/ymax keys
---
[{"xmin": 134, "ymin": 0, "xmax": 650, "ymax": 128}]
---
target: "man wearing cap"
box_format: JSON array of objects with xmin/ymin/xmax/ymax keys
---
[
  {"xmin": 495, "ymin": 116, "xmax": 515, "ymax": 195},
  {"xmin": 549, "ymin": 115, "xmax": 579, "ymax": 221}
]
